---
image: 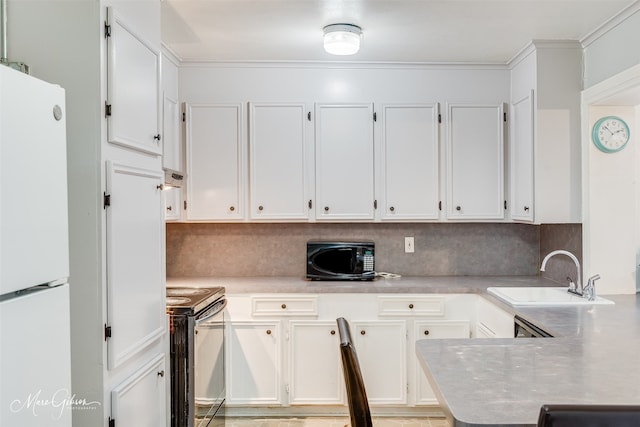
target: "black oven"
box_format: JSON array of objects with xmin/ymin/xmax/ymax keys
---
[{"xmin": 167, "ymin": 287, "xmax": 226, "ymax": 427}]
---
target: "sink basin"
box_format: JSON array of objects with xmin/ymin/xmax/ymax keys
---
[{"xmin": 487, "ymin": 287, "xmax": 614, "ymax": 306}]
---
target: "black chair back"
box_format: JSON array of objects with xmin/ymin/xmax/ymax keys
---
[
  {"xmin": 538, "ymin": 404, "xmax": 640, "ymax": 427},
  {"xmin": 337, "ymin": 317, "xmax": 373, "ymax": 427}
]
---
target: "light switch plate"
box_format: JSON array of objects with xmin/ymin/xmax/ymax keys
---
[{"xmin": 405, "ymin": 237, "xmax": 415, "ymax": 253}]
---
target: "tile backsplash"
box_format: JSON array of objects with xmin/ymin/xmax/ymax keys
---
[{"xmin": 165, "ymin": 222, "xmax": 581, "ymax": 280}]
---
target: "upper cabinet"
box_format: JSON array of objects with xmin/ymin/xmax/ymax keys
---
[
  {"xmin": 379, "ymin": 104, "xmax": 440, "ymax": 220},
  {"xmin": 249, "ymin": 103, "xmax": 312, "ymax": 220},
  {"xmin": 185, "ymin": 103, "xmax": 245, "ymax": 221},
  {"xmin": 509, "ymin": 41, "xmax": 582, "ymax": 224},
  {"xmin": 106, "ymin": 8, "xmax": 161, "ymax": 155},
  {"xmin": 162, "ymin": 52, "xmax": 182, "ymax": 174},
  {"xmin": 446, "ymin": 104, "xmax": 505, "ymax": 220},
  {"xmin": 315, "ymin": 103, "xmax": 375, "ymax": 220}
]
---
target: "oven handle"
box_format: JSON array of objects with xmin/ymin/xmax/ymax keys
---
[{"xmin": 196, "ymin": 298, "xmax": 227, "ymax": 325}]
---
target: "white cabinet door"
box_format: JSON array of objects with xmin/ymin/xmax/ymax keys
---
[
  {"xmin": 353, "ymin": 320, "xmax": 406, "ymax": 405},
  {"xmin": 111, "ymin": 354, "xmax": 167, "ymax": 427},
  {"xmin": 446, "ymin": 104, "xmax": 505, "ymax": 220},
  {"xmin": 105, "ymin": 162, "xmax": 165, "ymax": 370},
  {"xmin": 106, "ymin": 8, "xmax": 161, "ymax": 155},
  {"xmin": 186, "ymin": 104, "xmax": 245, "ymax": 220},
  {"xmin": 163, "ymin": 187, "xmax": 181, "ymax": 221},
  {"xmin": 289, "ymin": 321, "xmax": 344, "ymax": 405},
  {"xmin": 510, "ymin": 91, "xmax": 534, "ymax": 222},
  {"xmin": 413, "ymin": 321, "xmax": 469, "ymax": 405},
  {"xmin": 226, "ymin": 321, "xmax": 282, "ymax": 405},
  {"xmin": 162, "ymin": 56, "xmax": 182, "ymax": 173},
  {"xmin": 476, "ymin": 297, "xmax": 513, "ymax": 338},
  {"xmin": 380, "ymin": 104, "xmax": 440, "ymax": 220},
  {"xmin": 249, "ymin": 103, "xmax": 311, "ymax": 220},
  {"xmin": 315, "ymin": 104, "xmax": 375, "ymax": 220}
]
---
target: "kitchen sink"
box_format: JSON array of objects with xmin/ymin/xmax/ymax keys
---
[{"xmin": 487, "ymin": 287, "xmax": 614, "ymax": 306}]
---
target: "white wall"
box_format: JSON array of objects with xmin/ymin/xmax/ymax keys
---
[
  {"xmin": 179, "ymin": 64, "xmax": 510, "ymax": 106},
  {"xmin": 583, "ymin": 4, "xmax": 640, "ymax": 88}
]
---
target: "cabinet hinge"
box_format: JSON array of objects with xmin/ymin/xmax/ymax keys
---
[
  {"xmin": 307, "ymin": 111, "xmax": 311, "ymax": 121},
  {"xmin": 108, "ymin": 417, "xmax": 115, "ymax": 427},
  {"xmin": 374, "ymin": 199, "xmax": 377, "ymax": 209},
  {"xmin": 438, "ymin": 113, "xmax": 442, "ymax": 124},
  {"xmin": 308, "ymin": 199, "xmax": 312, "ymax": 209},
  {"xmin": 183, "ymin": 200, "xmax": 187, "ymax": 210},
  {"xmin": 104, "ymin": 23, "xmax": 111, "ymax": 38},
  {"xmin": 285, "ymin": 384, "xmax": 290, "ymax": 394},
  {"xmin": 438, "ymin": 201, "xmax": 442, "ymax": 211},
  {"xmin": 503, "ymin": 112, "xmax": 507, "ymax": 122},
  {"xmin": 504, "ymin": 200, "xmax": 507, "ymax": 210},
  {"xmin": 105, "ymin": 102, "xmax": 112, "ymax": 118},
  {"xmin": 104, "ymin": 324, "xmax": 112, "ymax": 340},
  {"xmin": 103, "ymin": 193, "xmax": 111, "ymax": 209},
  {"xmin": 373, "ymin": 112, "xmax": 377, "ymax": 122},
  {"xmin": 182, "ymin": 112, "xmax": 186, "ymax": 122}
]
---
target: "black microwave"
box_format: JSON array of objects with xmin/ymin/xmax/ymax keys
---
[{"xmin": 306, "ymin": 241, "xmax": 375, "ymax": 281}]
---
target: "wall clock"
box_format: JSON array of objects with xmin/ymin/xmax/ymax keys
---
[{"xmin": 592, "ymin": 115, "xmax": 630, "ymax": 153}]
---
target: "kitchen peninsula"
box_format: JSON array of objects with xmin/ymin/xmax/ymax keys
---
[{"xmin": 416, "ymin": 294, "xmax": 640, "ymax": 427}]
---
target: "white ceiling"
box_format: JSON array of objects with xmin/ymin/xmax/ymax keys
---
[{"xmin": 162, "ymin": 0, "xmax": 636, "ymax": 64}]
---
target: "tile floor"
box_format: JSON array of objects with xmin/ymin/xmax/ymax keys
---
[{"xmin": 226, "ymin": 417, "xmax": 450, "ymax": 427}]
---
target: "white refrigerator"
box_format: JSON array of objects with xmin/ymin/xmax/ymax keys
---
[{"xmin": 0, "ymin": 65, "xmax": 72, "ymax": 426}]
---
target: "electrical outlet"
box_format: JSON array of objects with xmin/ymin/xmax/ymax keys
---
[{"xmin": 404, "ymin": 237, "xmax": 415, "ymax": 253}]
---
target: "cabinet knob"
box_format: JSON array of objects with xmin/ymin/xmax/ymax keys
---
[
  {"xmin": 324, "ymin": 206, "xmax": 329, "ymax": 212},
  {"xmin": 524, "ymin": 206, "xmax": 530, "ymax": 212},
  {"xmin": 389, "ymin": 206, "xmax": 395, "ymax": 212},
  {"xmin": 360, "ymin": 330, "xmax": 366, "ymax": 335},
  {"xmin": 330, "ymin": 330, "xmax": 336, "ymax": 335},
  {"xmin": 424, "ymin": 330, "xmax": 430, "ymax": 336},
  {"xmin": 281, "ymin": 303, "xmax": 287, "ymax": 309},
  {"xmin": 456, "ymin": 206, "xmax": 461, "ymax": 211},
  {"xmin": 166, "ymin": 206, "xmax": 172, "ymax": 211},
  {"xmin": 266, "ymin": 329, "xmax": 272, "ymax": 335},
  {"xmin": 408, "ymin": 303, "xmax": 414, "ymax": 309},
  {"xmin": 157, "ymin": 370, "xmax": 165, "ymax": 377},
  {"xmin": 258, "ymin": 205, "xmax": 264, "ymax": 211},
  {"xmin": 229, "ymin": 206, "xmax": 235, "ymax": 212}
]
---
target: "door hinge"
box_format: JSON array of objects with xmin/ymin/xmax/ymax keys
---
[
  {"xmin": 103, "ymin": 193, "xmax": 111, "ymax": 209},
  {"xmin": 104, "ymin": 23, "xmax": 111, "ymax": 38},
  {"xmin": 104, "ymin": 324, "xmax": 112, "ymax": 340},
  {"xmin": 182, "ymin": 112, "xmax": 186, "ymax": 122},
  {"xmin": 504, "ymin": 200, "xmax": 508, "ymax": 210},
  {"xmin": 308, "ymin": 199, "xmax": 312, "ymax": 209},
  {"xmin": 374, "ymin": 199, "xmax": 378, "ymax": 209},
  {"xmin": 438, "ymin": 201, "xmax": 442, "ymax": 211},
  {"xmin": 503, "ymin": 112, "xmax": 507, "ymax": 122},
  {"xmin": 105, "ymin": 102, "xmax": 112, "ymax": 118},
  {"xmin": 307, "ymin": 111, "xmax": 311, "ymax": 121},
  {"xmin": 108, "ymin": 417, "xmax": 115, "ymax": 427},
  {"xmin": 438, "ymin": 113, "xmax": 442, "ymax": 124},
  {"xmin": 373, "ymin": 112, "xmax": 377, "ymax": 122},
  {"xmin": 183, "ymin": 200, "xmax": 187, "ymax": 210}
]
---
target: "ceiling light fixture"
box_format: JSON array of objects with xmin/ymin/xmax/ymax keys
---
[{"xmin": 323, "ymin": 24, "xmax": 362, "ymax": 56}]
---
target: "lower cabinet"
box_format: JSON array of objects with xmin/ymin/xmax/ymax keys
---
[
  {"xmin": 226, "ymin": 320, "xmax": 282, "ymax": 405},
  {"xmin": 110, "ymin": 354, "xmax": 167, "ymax": 427},
  {"xmin": 289, "ymin": 321, "xmax": 343, "ymax": 405},
  {"xmin": 225, "ymin": 293, "xmax": 509, "ymax": 413},
  {"xmin": 412, "ymin": 320, "xmax": 470, "ymax": 405},
  {"xmin": 476, "ymin": 297, "xmax": 514, "ymax": 338}
]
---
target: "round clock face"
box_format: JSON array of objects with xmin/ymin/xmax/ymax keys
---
[{"xmin": 592, "ymin": 116, "xmax": 630, "ymax": 153}]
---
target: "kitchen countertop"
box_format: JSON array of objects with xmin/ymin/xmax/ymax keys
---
[
  {"xmin": 167, "ymin": 275, "xmax": 640, "ymax": 426},
  {"xmin": 166, "ymin": 275, "xmax": 558, "ymax": 294},
  {"xmin": 416, "ymin": 294, "xmax": 640, "ymax": 427}
]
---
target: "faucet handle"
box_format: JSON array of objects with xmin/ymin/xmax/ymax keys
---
[
  {"xmin": 566, "ymin": 276, "xmax": 576, "ymax": 292},
  {"xmin": 585, "ymin": 274, "xmax": 601, "ymax": 301}
]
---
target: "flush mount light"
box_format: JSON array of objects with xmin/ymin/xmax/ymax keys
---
[{"xmin": 323, "ymin": 23, "xmax": 362, "ymax": 55}]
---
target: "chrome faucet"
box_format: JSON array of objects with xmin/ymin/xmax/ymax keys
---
[
  {"xmin": 540, "ymin": 250, "xmax": 582, "ymax": 296},
  {"xmin": 583, "ymin": 274, "xmax": 601, "ymax": 301}
]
